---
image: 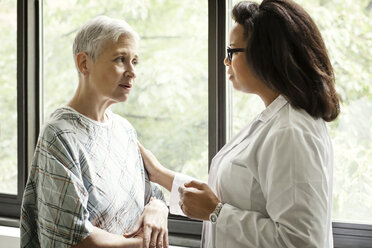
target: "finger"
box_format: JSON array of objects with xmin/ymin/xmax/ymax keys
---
[
  {"xmin": 138, "ymin": 142, "xmax": 148, "ymax": 158},
  {"xmin": 123, "ymin": 227, "xmax": 143, "ymax": 238},
  {"xmin": 156, "ymin": 231, "xmax": 164, "ymax": 248},
  {"xmin": 180, "ymin": 187, "xmax": 198, "ymax": 202},
  {"xmin": 143, "ymin": 224, "xmax": 152, "ymax": 248},
  {"xmin": 178, "ymin": 185, "xmax": 185, "ymax": 199},
  {"xmin": 179, "ymin": 200, "xmax": 189, "ymax": 216},
  {"xmin": 138, "ymin": 141, "xmax": 144, "ymax": 152},
  {"xmin": 184, "ymin": 180, "xmax": 206, "ymax": 190},
  {"xmin": 164, "ymin": 230, "xmax": 169, "ymax": 248},
  {"xmin": 137, "ymin": 141, "xmax": 145, "ymax": 150},
  {"xmin": 124, "ymin": 215, "xmax": 143, "ymax": 237},
  {"xmin": 149, "ymin": 227, "xmax": 159, "ymax": 248}
]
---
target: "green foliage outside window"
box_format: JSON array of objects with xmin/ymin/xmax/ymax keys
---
[
  {"xmin": 0, "ymin": 0, "xmax": 371, "ymax": 224},
  {"xmin": 0, "ymin": 0, "xmax": 17, "ymax": 195}
]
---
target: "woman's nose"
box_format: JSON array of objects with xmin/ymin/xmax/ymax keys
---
[
  {"xmin": 224, "ymin": 56, "xmax": 230, "ymax": 66},
  {"xmin": 124, "ymin": 65, "xmax": 136, "ymax": 79}
]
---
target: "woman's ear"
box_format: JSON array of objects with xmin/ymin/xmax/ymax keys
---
[{"xmin": 76, "ymin": 52, "xmax": 89, "ymax": 76}]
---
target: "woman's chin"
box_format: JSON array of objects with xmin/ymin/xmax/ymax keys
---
[
  {"xmin": 231, "ymin": 81, "xmax": 242, "ymax": 92},
  {"xmin": 114, "ymin": 94, "xmax": 129, "ymax": 103}
]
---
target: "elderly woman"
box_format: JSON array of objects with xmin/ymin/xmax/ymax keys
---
[
  {"xmin": 20, "ymin": 16, "xmax": 168, "ymax": 248},
  {"xmin": 140, "ymin": 0, "xmax": 341, "ymax": 247}
]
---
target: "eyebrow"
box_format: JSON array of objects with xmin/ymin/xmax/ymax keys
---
[
  {"xmin": 113, "ymin": 51, "xmax": 138, "ymax": 59},
  {"xmin": 113, "ymin": 51, "xmax": 127, "ymax": 56}
]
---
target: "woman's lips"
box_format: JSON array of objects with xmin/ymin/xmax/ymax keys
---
[{"xmin": 119, "ymin": 83, "xmax": 132, "ymax": 89}]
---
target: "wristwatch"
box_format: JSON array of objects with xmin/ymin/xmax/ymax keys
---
[{"xmin": 209, "ymin": 202, "xmax": 224, "ymax": 224}]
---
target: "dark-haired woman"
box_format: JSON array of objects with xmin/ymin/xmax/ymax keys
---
[{"xmin": 140, "ymin": 0, "xmax": 340, "ymax": 247}]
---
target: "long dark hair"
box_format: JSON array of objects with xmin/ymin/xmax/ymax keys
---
[{"xmin": 232, "ymin": 0, "xmax": 341, "ymax": 122}]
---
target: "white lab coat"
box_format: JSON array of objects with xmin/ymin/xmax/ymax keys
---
[{"xmin": 170, "ymin": 95, "xmax": 333, "ymax": 248}]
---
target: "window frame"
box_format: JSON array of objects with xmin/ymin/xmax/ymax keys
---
[
  {"xmin": 333, "ymin": 222, "xmax": 372, "ymax": 248},
  {"xmin": 0, "ymin": 0, "xmax": 28, "ymax": 219},
  {"xmin": 0, "ymin": 0, "xmax": 41, "ymax": 220},
  {"xmin": 167, "ymin": 0, "xmax": 226, "ymax": 243},
  {"xmin": 0, "ymin": 1, "xmax": 372, "ymax": 247}
]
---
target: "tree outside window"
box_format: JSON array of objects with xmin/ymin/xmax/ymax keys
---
[{"xmin": 0, "ymin": 0, "xmax": 17, "ymax": 195}]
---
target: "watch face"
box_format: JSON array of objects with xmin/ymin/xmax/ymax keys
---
[{"xmin": 210, "ymin": 214, "xmax": 217, "ymax": 223}]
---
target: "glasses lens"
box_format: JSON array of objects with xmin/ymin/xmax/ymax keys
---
[{"xmin": 227, "ymin": 48, "xmax": 231, "ymax": 62}]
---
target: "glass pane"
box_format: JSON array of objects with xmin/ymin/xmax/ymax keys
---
[
  {"xmin": 43, "ymin": 0, "xmax": 208, "ymax": 202},
  {"xmin": 229, "ymin": 0, "xmax": 372, "ymax": 224},
  {"xmin": 0, "ymin": 0, "xmax": 17, "ymax": 195},
  {"xmin": 302, "ymin": 0, "xmax": 372, "ymax": 225},
  {"xmin": 228, "ymin": 0, "xmax": 266, "ymax": 135}
]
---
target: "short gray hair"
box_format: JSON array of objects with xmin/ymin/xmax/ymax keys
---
[{"xmin": 73, "ymin": 15, "xmax": 139, "ymax": 69}]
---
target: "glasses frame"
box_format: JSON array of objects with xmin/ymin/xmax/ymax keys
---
[{"xmin": 226, "ymin": 47, "xmax": 245, "ymax": 62}]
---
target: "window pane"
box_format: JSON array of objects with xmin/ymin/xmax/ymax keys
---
[
  {"xmin": 0, "ymin": 0, "xmax": 17, "ymax": 195},
  {"xmin": 228, "ymin": 0, "xmax": 265, "ymax": 135},
  {"xmin": 43, "ymin": 0, "xmax": 208, "ymax": 202},
  {"xmin": 230, "ymin": 0, "xmax": 372, "ymax": 224}
]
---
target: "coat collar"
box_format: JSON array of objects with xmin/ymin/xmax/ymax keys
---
[
  {"xmin": 257, "ymin": 95, "xmax": 288, "ymax": 124},
  {"xmin": 213, "ymin": 95, "xmax": 288, "ymax": 160}
]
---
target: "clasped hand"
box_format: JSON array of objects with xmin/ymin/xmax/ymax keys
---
[
  {"xmin": 178, "ymin": 180, "xmax": 220, "ymax": 221},
  {"xmin": 124, "ymin": 198, "xmax": 169, "ymax": 248}
]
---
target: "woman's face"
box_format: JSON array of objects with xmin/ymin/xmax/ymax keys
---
[
  {"xmin": 224, "ymin": 23, "xmax": 262, "ymax": 94},
  {"xmin": 86, "ymin": 35, "xmax": 138, "ymax": 103}
]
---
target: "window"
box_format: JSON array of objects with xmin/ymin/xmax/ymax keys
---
[
  {"xmin": 302, "ymin": 0, "xmax": 372, "ymax": 225},
  {"xmin": 1, "ymin": 0, "xmax": 371, "ymax": 247},
  {"xmin": 0, "ymin": 0, "xmax": 28, "ymax": 219},
  {"xmin": 0, "ymin": 0, "xmax": 18, "ymax": 196}
]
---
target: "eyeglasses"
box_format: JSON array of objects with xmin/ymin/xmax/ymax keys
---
[{"xmin": 227, "ymin": 47, "xmax": 245, "ymax": 62}]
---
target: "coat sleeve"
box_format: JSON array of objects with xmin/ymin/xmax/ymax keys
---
[
  {"xmin": 215, "ymin": 126, "xmax": 330, "ymax": 248},
  {"xmin": 169, "ymin": 173, "xmax": 197, "ymax": 216}
]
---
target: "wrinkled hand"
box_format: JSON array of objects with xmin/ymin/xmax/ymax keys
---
[
  {"xmin": 123, "ymin": 227, "xmax": 144, "ymax": 245},
  {"xmin": 125, "ymin": 198, "xmax": 169, "ymax": 248},
  {"xmin": 138, "ymin": 142, "xmax": 164, "ymax": 183},
  {"xmin": 179, "ymin": 180, "xmax": 220, "ymax": 221}
]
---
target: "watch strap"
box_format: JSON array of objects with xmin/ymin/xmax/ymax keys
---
[{"xmin": 214, "ymin": 202, "xmax": 224, "ymax": 217}]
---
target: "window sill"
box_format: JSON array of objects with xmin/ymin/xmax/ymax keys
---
[
  {"xmin": 2, "ymin": 218, "xmax": 370, "ymax": 248},
  {"xmin": 0, "ymin": 225, "xmax": 20, "ymax": 248}
]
